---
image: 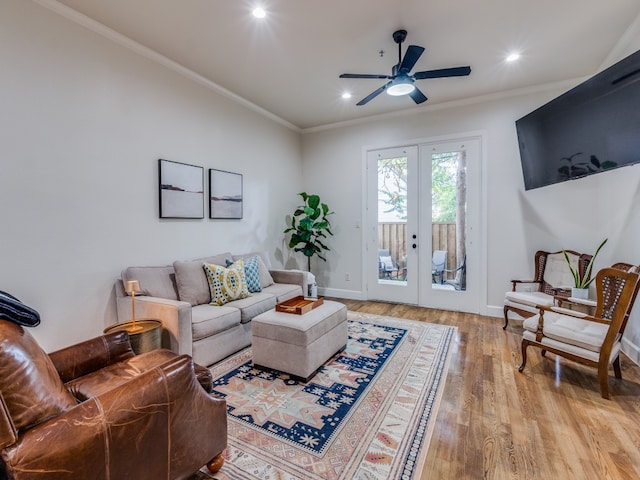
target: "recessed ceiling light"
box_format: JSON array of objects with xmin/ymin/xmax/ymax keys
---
[
  {"xmin": 252, "ymin": 6, "xmax": 266, "ymax": 18},
  {"xmin": 341, "ymin": 92, "xmax": 352, "ymax": 99},
  {"xmin": 506, "ymin": 53, "xmax": 520, "ymax": 62}
]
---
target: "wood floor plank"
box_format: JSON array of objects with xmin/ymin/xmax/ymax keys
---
[{"xmin": 336, "ymin": 299, "xmax": 640, "ymax": 479}]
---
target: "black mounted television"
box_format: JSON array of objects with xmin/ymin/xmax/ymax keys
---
[{"xmin": 516, "ymin": 49, "xmax": 640, "ymax": 190}]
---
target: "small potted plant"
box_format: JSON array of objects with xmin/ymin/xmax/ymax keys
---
[{"xmin": 563, "ymin": 238, "xmax": 607, "ymax": 299}]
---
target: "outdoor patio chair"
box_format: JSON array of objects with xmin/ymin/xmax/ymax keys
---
[
  {"xmin": 444, "ymin": 254, "xmax": 466, "ymax": 290},
  {"xmin": 378, "ymin": 249, "xmax": 399, "ymax": 279},
  {"xmin": 432, "ymin": 250, "xmax": 447, "ymax": 283}
]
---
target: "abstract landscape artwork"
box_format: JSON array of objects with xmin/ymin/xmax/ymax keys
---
[
  {"xmin": 158, "ymin": 159, "xmax": 204, "ymax": 219},
  {"xmin": 209, "ymin": 169, "xmax": 243, "ymax": 219}
]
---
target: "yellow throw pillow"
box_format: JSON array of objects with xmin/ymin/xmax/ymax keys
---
[{"xmin": 203, "ymin": 259, "xmax": 251, "ymax": 306}]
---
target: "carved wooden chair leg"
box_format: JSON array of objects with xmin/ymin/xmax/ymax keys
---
[
  {"xmin": 503, "ymin": 306, "xmax": 510, "ymax": 330},
  {"xmin": 518, "ymin": 340, "xmax": 529, "ymax": 372},
  {"xmin": 613, "ymin": 356, "xmax": 622, "ymax": 379},
  {"xmin": 206, "ymin": 452, "xmax": 225, "ymax": 474}
]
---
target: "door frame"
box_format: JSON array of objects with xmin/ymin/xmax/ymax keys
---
[{"xmin": 361, "ymin": 131, "xmax": 487, "ymax": 315}]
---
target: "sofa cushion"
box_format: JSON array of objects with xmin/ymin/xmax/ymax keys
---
[
  {"xmin": 227, "ymin": 255, "xmax": 261, "ymax": 293},
  {"xmin": 191, "ymin": 304, "xmax": 241, "ymax": 341},
  {"xmin": 0, "ymin": 321, "xmax": 77, "ymax": 431},
  {"xmin": 225, "ymin": 292, "xmax": 277, "ymax": 324},
  {"xmin": 203, "ymin": 260, "xmax": 251, "ymax": 306},
  {"xmin": 173, "ymin": 253, "xmax": 231, "ymax": 306},
  {"xmin": 262, "ymin": 282, "xmax": 303, "ymax": 303},
  {"xmin": 232, "ymin": 252, "xmax": 274, "ymax": 288},
  {"xmin": 122, "ymin": 266, "xmax": 178, "ymax": 300}
]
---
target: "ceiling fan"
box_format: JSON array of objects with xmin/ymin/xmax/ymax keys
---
[{"xmin": 339, "ymin": 29, "xmax": 471, "ymax": 106}]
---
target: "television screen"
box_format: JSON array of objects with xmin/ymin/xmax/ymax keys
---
[{"xmin": 516, "ymin": 49, "xmax": 640, "ymax": 190}]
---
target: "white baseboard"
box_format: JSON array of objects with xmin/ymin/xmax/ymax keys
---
[
  {"xmin": 318, "ymin": 287, "xmax": 365, "ymax": 301},
  {"xmin": 485, "ymin": 305, "xmax": 504, "ymax": 318},
  {"xmin": 622, "ymin": 337, "xmax": 640, "ymax": 366}
]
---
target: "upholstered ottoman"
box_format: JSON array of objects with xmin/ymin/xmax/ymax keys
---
[{"xmin": 252, "ymin": 300, "xmax": 348, "ymax": 381}]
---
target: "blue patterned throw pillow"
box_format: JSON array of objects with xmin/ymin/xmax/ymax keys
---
[{"xmin": 226, "ymin": 256, "xmax": 262, "ymax": 293}]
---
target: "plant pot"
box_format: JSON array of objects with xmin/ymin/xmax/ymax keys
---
[{"xmin": 571, "ymin": 288, "xmax": 589, "ymax": 300}]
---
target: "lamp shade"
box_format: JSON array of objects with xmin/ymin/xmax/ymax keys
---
[{"xmin": 125, "ymin": 280, "xmax": 141, "ymax": 295}]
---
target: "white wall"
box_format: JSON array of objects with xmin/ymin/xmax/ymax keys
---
[
  {"xmin": 0, "ymin": 0, "xmax": 302, "ymax": 351},
  {"xmin": 301, "ymin": 74, "xmax": 640, "ymax": 361}
]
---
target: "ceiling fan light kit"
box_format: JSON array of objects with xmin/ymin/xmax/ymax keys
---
[{"xmin": 340, "ymin": 29, "xmax": 471, "ymax": 106}]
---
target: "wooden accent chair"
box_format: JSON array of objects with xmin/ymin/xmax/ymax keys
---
[
  {"xmin": 518, "ymin": 266, "xmax": 640, "ymax": 399},
  {"xmin": 0, "ymin": 322, "xmax": 227, "ymax": 479},
  {"xmin": 503, "ymin": 250, "xmax": 592, "ymax": 329}
]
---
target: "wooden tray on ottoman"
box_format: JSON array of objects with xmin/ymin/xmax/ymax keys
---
[{"xmin": 275, "ymin": 296, "xmax": 324, "ymax": 315}]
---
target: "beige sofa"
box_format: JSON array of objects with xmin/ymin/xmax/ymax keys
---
[{"xmin": 115, "ymin": 251, "xmax": 306, "ymax": 366}]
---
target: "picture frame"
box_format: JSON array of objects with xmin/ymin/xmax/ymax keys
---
[
  {"xmin": 209, "ymin": 169, "xmax": 243, "ymax": 219},
  {"xmin": 158, "ymin": 159, "xmax": 204, "ymax": 219}
]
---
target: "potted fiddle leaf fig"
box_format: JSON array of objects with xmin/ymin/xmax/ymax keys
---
[
  {"xmin": 284, "ymin": 192, "xmax": 334, "ymax": 272},
  {"xmin": 563, "ymin": 238, "xmax": 607, "ymax": 298}
]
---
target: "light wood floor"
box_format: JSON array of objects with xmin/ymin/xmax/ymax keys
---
[{"xmin": 337, "ymin": 299, "xmax": 640, "ymax": 480}]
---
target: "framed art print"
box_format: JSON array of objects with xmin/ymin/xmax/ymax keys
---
[
  {"xmin": 158, "ymin": 159, "xmax": 204, "ymax": 219},
  {"xmin": 209, "ymin": 169, "xmax": 243, "ymax": 219}
]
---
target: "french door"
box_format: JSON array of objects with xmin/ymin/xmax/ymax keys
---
[{"xmin": 365, "ymin": 137, "xmax": 482, "ymax": 313}]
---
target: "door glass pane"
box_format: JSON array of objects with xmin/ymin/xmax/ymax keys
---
[
  {"xmin": 431, "ymin": 150, "xmax": 467, "ymax": 291},
  {"xmin": 377, "ymin": 156, "xmax": 408, "ymax": 284}
]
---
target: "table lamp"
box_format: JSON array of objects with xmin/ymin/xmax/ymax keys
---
[{"xmin": 125, "ymin": 280, "xmax": 143, "ymax": 332}]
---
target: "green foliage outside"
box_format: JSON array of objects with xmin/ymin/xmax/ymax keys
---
[{"xmin": 377, "ymin": 153, "xmax": 458, "ymax": 222}]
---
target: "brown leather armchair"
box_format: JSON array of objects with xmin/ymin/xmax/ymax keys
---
[{"xmin": 0, "ymin": 320, "xmax": 227, "ymax": 479}]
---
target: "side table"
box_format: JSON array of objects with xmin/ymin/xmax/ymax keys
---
[{"xmin": 104, "ymin": 318, "xmax": 162, "ymax": 355}]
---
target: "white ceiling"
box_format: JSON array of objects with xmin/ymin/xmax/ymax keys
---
[{"xmin": 49, "ymin": 0, "xmax": 640, "ymax": 130}]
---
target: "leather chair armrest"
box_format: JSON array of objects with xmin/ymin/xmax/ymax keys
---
[
  {"xmin": 49, "ymin": 331, "xmax": 135, "ymax": 383},
  {"xmin": 270, "ymin": 269, "xmax": 307, "ymax": 293},
  {"xmin": 0, "ymin": 392, "xmax": 17, "ymax": 450},
  {"xmin": 2, "ymin": 355, "xmax": 227, "ymax": 479}
]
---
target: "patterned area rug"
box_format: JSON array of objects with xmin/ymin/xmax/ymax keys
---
[{"xmin": 195, "ymin": 311, "xmax": 455, "ymax": 480}]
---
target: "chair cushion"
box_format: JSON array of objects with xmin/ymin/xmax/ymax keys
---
[
  {"xmin": 0, "ymin": 321, "xmax": 76, "ymax": 431},
  {"xmin": 203, "ymin": 260, "xmax": 251, "ymax": 306},
  {"xmin": 0, "ymin": 291, "xmax": 40, "ymax": 327},
  {"xmin": 505, "ymin": 291, "xmax": 555, "ymax": 307},
  {"xmin": 543, "ymin": 252, "xmax": 578, "ymax": 289},
  {"xmin": 522, "ymin": 312, "xmax": 608, "ymax": 353}
]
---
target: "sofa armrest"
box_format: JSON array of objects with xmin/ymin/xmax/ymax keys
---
[
  {"xmin": 270, "ymin": 269, "xmax": 308, "ymax": 293},
  {"xmin": 1, "ymin": 356, "xmax": 227, "ymax": 479},
  {"xmin": 49, "ymin": 331, "xmax": 135, "ymax": 383},
  {"xmin": 116, "ymin": 295, "xmax": 193, "ymax": 357}
]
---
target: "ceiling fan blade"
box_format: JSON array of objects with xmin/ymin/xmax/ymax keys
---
[
  {"xmin": 409, "ymin": 86, "xmax": 428, "ymax": 104},
  {"xmin": 356, "ymin": 82, "xmax": 391, "ymax": 106},
  {"xmin": 340, "ymin": 73, "xmax": 391, "ymax": 79},
  {"xmin": 414, "ymin": 66, "xmax": 471, "ymax": 79},
  {"xmin": 399, "ymin": 45, "xmax": 425, "ymax": 73}
]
